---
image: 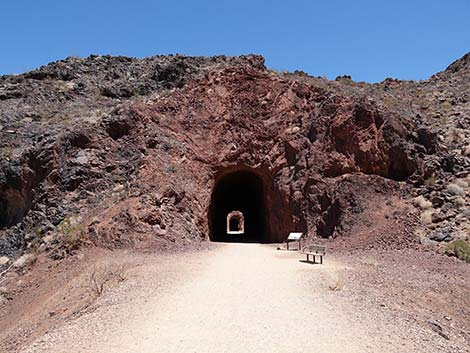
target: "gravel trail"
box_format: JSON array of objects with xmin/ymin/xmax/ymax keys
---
[{"xmin": 22, "ymin": 244, "xmax": 415, "ymax": 353}]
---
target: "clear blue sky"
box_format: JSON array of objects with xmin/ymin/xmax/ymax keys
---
[{"xmin": 1, "ymin": 0, "xmax": 468, "ymax": 82}]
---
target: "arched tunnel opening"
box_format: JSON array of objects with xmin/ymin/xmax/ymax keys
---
[
  {"xmin": 209, "ymin": 170, "xmax": 270, "ymax": 243},
  {"xmin": 0, "ymin": 189, "xmax": 32, "ymax": 229}
]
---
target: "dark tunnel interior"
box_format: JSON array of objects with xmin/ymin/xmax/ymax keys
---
[
  {"xmin": 229, "ymin": 218, "xmax": 240, "ymax": 232},
  {"xmin": 209, "ymin": 170, "xmax": 268, "ymax": 243}
]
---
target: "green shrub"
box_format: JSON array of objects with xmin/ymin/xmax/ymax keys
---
[
  {"xmin": 424, "ymin": 176, "xmax": 437, "ymax": 186},
  {"xmin": 0, "ymin": 147, "xmax": 17, "ymax": 157},
  {"xmin": 446, "ymin": 240, "xmax": 470, "ymax": 263},
  {"xmin": 57, "ymin": 215, "xmax": 86, "ymax": 250}
]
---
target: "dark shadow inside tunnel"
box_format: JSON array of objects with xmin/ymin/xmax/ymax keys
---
[
  {"xmin": 209, "ymin": 170, "xmax": 269, "ymax": 243},
  {"xmin": 229, "ymin": 218, "xmax": 240, "ymax": 232},
  {"xmin": 0, "ymin": 190, "xmax": 31, "ymax": 229}
]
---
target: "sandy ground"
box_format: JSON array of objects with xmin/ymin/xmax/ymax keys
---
[{"xmin": 18, "ymin": 243, "xmax": 468, "ymax": 353}]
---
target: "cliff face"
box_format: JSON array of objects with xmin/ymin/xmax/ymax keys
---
[{"xmin": 0, "ymin": 53, "xmax": 469, "ymax": 258}]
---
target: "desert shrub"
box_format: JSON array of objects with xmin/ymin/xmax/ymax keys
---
[
  {"xmin": 57, "ymin": 215, "xmax": 87, "ymax": 250},
  {"xmin": 420, "ymin": 209, "xmax": 433, "ymax": 224},
  {"xmin": 270, "ymin": 69, "xmax": 290, "ymax": 75},
  {"xmin": 453, "ymin": 197, "xmax": 466, "ymax": 208},
  {"xmin": 424, "ymin": 176, "xmax": 437, "ymax": 186},
  {"xmin": 110, "ymin": 264, "xmax": 128, "ymax": 282},
  {"xmin": 328, "ymin": 277, "xmax": 344, "ymax": 291},
  {"xmin": 446, "ymin": 183, "xmax": 465, "ymax": 196},
  {"xmin": 0, "ymin": 147, "xmax": 15, "ymax": 157},
  {"xmin": 455, "ymin": 179, "xmax": 469, "ymax": 189},
  {"xmin": 445, "ymin": 128, "xmax": 465, "ymax": 144},
  {"xmin": 440, "ymin": 100, "xmax": 452, "ymax": 112},
  {"xmin": 414, "ymin": 195, "xmax": 432, "ymax": 209},
  {"xmin": 86, "ymin": 264, "xmax": 128, "ymax": 296},
  {"xmin": 446, "ymin": 240, "xmax": 470, "ymax": 263},
  {"xmin": 87, "ymin": 266, "xmax": 113, "ymax": 296}
]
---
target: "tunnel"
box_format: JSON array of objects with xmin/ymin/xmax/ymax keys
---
[
  {"xmin": 0, "ymin": 189, "xmax": 31, "ymax": 229},
  {"xmin": 208, "ymin": 170, "xmax": 269, "ymax": 243}
]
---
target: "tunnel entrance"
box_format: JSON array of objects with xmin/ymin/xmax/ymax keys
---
[
  {"xmin": 209, "ymin": 170, "xmax": 269, "ymax": 243},
  {"xmin": 227, "ymin": 210, "xmax": 244, "ymax": 234},
  {"xmin": 0, "ymin": 189, "xmax": 31, "ymax": 229}
]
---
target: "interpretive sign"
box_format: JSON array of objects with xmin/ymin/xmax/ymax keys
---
[
  {"xmin": 287, "ymin": 232, "xmax": 303, "ymax": 241},
  {"xmin": 286, "ymin": 232, "xmax": 303, "ymax": 250}
]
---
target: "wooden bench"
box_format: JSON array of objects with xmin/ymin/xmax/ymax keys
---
[{"xmin": 302, "ymin": 245, "xmax": 327, "ymax": 264}]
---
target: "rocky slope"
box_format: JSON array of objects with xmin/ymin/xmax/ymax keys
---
[{"xmin": 0, "ymin": 53, "xmax": 469, "ymax": 262}]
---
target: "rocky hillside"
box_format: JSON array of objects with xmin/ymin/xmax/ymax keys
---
[{"xmin": 0, "ymin": 53, "xmax": 469, "ymax": 262}]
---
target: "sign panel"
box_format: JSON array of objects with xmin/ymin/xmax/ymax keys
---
[{"xmin": 287, "ymin": 232, "xmax": 303, "ymax": 240}]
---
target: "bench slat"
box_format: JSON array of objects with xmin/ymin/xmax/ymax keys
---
[{"xmin": 303, "ymin": 245, "xmax": 326, "ymax": 252}]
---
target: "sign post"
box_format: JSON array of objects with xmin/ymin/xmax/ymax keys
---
[{"xmin": 286, "ymin": 232, "xmax": 303, "ymax": 251}]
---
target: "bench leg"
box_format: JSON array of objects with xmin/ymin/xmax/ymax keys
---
[
  {"xmin": 320, "ymin": 256, "xmax": 323, "ymax": 264},
  {"xmin": 313, "ymin": 255, "xmax": 316, "ymax": 264},
  {"xmin": 306, "ymin": 254, "xmax": 309, "ymax": 262}
]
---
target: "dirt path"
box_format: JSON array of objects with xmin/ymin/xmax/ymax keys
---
[{"xmin": 20, "ymin": 244, "xmax": 447, "ymax": 353}]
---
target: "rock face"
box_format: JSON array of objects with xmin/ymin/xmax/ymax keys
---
[{"xmin": 0, "ymin": 53, "xmax": 469, "ymax": 258}]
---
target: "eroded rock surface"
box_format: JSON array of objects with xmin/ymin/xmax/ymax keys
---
[{"xmin": 0, "ymin": 53, "xmax": 469, "ymax": 259}]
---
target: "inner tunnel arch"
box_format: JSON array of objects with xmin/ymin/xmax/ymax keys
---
[{"xmin": 208, "ymin": 168, "xmax": 294, "ymax": 243}]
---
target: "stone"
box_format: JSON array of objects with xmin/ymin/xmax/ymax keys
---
[
  {"xmin": 74, "ymin": 154, "xmax": 90, "ymax": 166},
  {"xmin": 428, "ymin": 231, "xmax": 453, "ymax": 242},
  {"xmin": 431, "ymin": 212, "xmax": 445, "ymax": 224},
  {"xmin": 285, "ymin": 126, "xmax": 301, "ymax": 134},
  {"xmin": 417, "ymin": 127, "xmax": 438, "ymax": 153},
  {"xmin": 13, "ymin": 253, "xmax": 36, "ymax": 268},
  {"xmin": 430, "ymin": 196, "xmax": 444, "ymax": 207},
  {"xmin": 42, "ymin": 234, "xmax": 55, "ymax": 244},
  {"xmin": 37, "ymin": 243, "xmax": 47, "ymax": 252},
  {"xmin": 0, "ymin": 256, "xmax": 10, "ymax": 266},
  {"xmin": 462, "ymin": 145, "xmax": 470, "ymax": 156},
  {"xmin": 113, "ymin": 184, "xmax": 125, "ymax": 193},
  {"xmin": 153, "ymin": 226, "xmax": 167, "ymax": 236},
  {"xmin": 427, "ymin": 320, "xmax": 450, "ymax": 340},
  {"xmin": 441, "ymin": 202, "xmax": 452, "ymax": 213},
  {"xmin": 462, "ymin": 208, "xmax": 470, "ymax": 219}
]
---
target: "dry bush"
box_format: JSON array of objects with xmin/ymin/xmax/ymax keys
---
[
  {"xmin": 424, "ymin": 176, "xmax": 437, "ymax": 186},
  {"xmin": 420, "ymin": 209, "xmax": 434, "ymax": 224},
  {"xmin": 453, "ymin": 197, "xmax": 466, "ymax": 208},
  {"xmin": 110, "ymin": 264, "xmax": 128, "ymax": 282},
  {"xmin": 87, "ymin": 266, "xmax": 112, "ymax": 296},
  {"xmin": 86, "ymin": 263, "xmax": 129, "ymax": 296},
  {"xmin": 328, "ymin": 276, "xmax": 344, "ymax": 292},
  {"xmin": 454, "ymin": 178, "xmax": 469, "ymax": 189},
  {"xmin": 414, "ymin": 195, "xmax": 432, "ymax": 209},
  {"xmin": 447, "ymin": 183, "xmax": 465, "ymax": 196},
  {"xmin": 445, "ymin": 128, "xmax": 465, "ymax": 143}
]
